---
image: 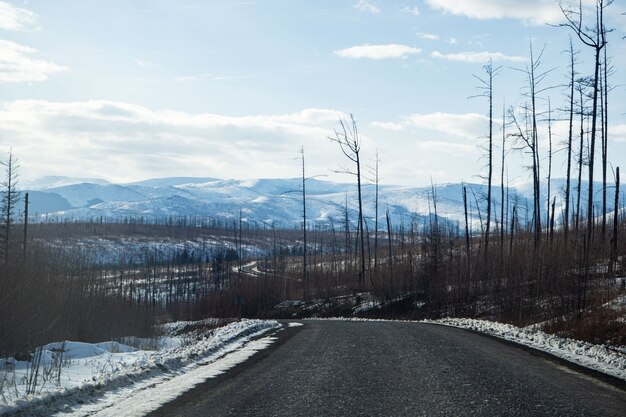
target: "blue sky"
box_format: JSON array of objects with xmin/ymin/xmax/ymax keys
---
[{"xmin": 1, "ymin": 0, "xmax": 625, "ymax": 187}]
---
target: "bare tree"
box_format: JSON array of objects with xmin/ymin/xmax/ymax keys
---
[
  {"xmin": 23, "ymin": 192, "xmax": 28, "ymax": 263},
  {"xmin": 559, "ymin": 0, "xmax": 611, "ymax": 241},
  {"xmin": 608, "ymin": 167, "xmax": 619, "ymax": 278},
  {"xmin": 330, "ymin": 115, "xmax": 367, "ymax": 286},
  {"xmin": 510, "ymin": 102, "xmax": 541, "ymax": 248},
  {"xmin": 1, "ymin": 151, "xmax": 20, "ymax": 267},
  {"xmin": 546, "ymin": 98, "xmax": 553, "ymax": 243},
  {"xmin": 563, "ymin": 38, "xmax": 578, "ymax": 242},
  {"xmin": 373, "ymin": 151, "xmax": 380, "ymax": 273},
  {"xmin": 300, "ymin": 147, "xmax": 308, "ymax": 299},
  {"xmin": 385, "ymin": 208, "xmax": 393, "ymax": 284},
  {"xmin": 500, "ymin": 103, "xmax": 507, "ymax": 258},
  {"xmin": 575, "ymin": 80, "xmax": 587, "ymax": 231},
  {"xmin": 511, "ymin": 42, "xmax": 550, "ymax": 248},
  {"xmin": 472, "ymin": 60, "xmax": 501, "ymax": 259},
  {"xmin": 463, "ymin": 185, "xmax": 471, "ymax": 277},
  {"xmin": 600, "ymin": 46, "xmax": 613, "ymax": 238}
]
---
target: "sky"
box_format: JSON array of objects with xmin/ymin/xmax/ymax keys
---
[{"xmin": 0, "ymin": 0, "xmax": 625, "ymax": 187}]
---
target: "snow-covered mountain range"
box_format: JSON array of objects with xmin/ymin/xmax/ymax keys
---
[{"xmin": 21, "ymin": 176, "xmax": 608, "ymax": 229}]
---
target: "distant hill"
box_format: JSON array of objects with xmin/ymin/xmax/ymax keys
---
[
  {"xmin": 21, "ymin": 175, "xmax": 111, "ymax": 190},
  {"xmin": 24, "ymin": 191, "xmax": 73, "ymax": 215},
  {"xmin": 18, "ymin": 175, "xmax": 610, "ymax": 229}
]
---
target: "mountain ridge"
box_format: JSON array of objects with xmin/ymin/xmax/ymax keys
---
[{"xmin": 19, "ymin": 175, "xmax": 607, "ymax": 229}]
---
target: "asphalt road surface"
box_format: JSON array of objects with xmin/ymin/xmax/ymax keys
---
[{"xmin": 148, "ymin": 320, "xmax": 626, "ymax": 417}]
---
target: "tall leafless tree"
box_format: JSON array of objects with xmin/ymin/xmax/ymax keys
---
[
  {"xmin": 500, "ymin": 103, "xmax": 507, "ymax": 258},
  {"xmin": 600, "ymin": 46, "xmax": 613, "ymax": 238},
  {"xmin": 546, "ymin": 98, "xmax": 553, "ymax": 243},
  {"xmin": 563, "ymin": 38, "xmax": 578, "ymax": 242},
  {"xmin": 1, "ymin": 151, "xmax": 20, "ymax": 268},
  {"xmin": 473, "ymin": 60, "xmax": 500, "ymax": 259},
  {"xmin": 575, "ymin": 81, "xmax": 587, "ymax": 231},
  {"xmin": 300, "ymin": 147, "xmax": 308, "ymax": 299},
  {"xmin": 608, "ymin": 166, "xmax": 620, "ymax": 278},
  {"xmin": 331, "ymin": 115, "xmax": 367, "ymax": 286},
  {"xmin": 373, "ymin": 151, "xmax": 380, "ymax": 273},
  {"xmin": 559, "ymin": 0, "xmax": 611, "ymax": 242},
  {"xmin": 511, "ymin": 42, "xmax": 549, "ymax": 248}
]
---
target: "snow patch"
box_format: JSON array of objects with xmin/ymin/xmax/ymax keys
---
[
  {"xmin": 305, "ymin": 317, "xmax": 626, "ymax": 381},
  {"xmin": 0, "ymin": 319, "xmax": 281, "ymax": 416},
  {"xmin": 425, "ymin": 318, "xmax": 626, "ymax": 381},
  {"xmin": 58, "ymin": 336, "xmax": 278, "ymax": 417}
]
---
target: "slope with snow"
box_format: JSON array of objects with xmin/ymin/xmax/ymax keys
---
[{"xmin": 20, "ymin": 176, "xmax": 609, "ymax": 229}]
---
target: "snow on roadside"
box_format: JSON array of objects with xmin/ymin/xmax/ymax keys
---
[
  {"xmin": 58, "ymin": 335, "xmax": 278, "ymax": 417},
  {"xmin": 424, "ymin": 318, "xmax": 626, "ymax": 381},
  {"xmin": 0, "ymin": 319, "xmax": 281, "ymax": 416},
  {"xmin": 305, "ymin": 317, "xmax": 626, "ymax": 381}
]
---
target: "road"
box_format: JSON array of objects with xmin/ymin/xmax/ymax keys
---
[{"xmin": 148, "ymin": 320, "xmax": 626, "ymax": 417}]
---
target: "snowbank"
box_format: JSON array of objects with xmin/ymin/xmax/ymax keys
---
[
  {"xmin": 425, "ymin": 318, "xmax": 626, "ymax": 381},
  {"xmin": 0, "ymin": 319, "xmax": 280, "ymax": 416},
  {"xmin": 306, "ymin": 317, "xmax": 626, "ymax": 381}
]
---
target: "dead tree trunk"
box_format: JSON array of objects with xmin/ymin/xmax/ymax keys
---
[
  {"xmin": 463, "ymin": 185, "xmax": 471, "ymax": 279},
  {"xmin": 575, "ymin": 84, "xmax": 585, "ymax": 232},
  {"xmin": 386, "ymin": 209, "xmax": 393, "ymax": 287},
  {"xmin": 331, "ymin": 115, "xmax": 367, "ymax": 287},
  {"xmin": 500, "ymin": 104, "xmax": 506, "ymax": 261},
  {"xmin": 608, "ymin": 167, "xmax": 619, "ymax": 278},
  {"xmin": 22, "ymin": 192, "xmax": 28, "ymax": 263},
  {"xmin": 473, "ymin": 61, "xmax": 500, "ymax": 261},
  {"xmin": 546, "ymin": 98, "xmax": 553, "ymax": 244},
  {"xmin": 601, "ymin": 46, "xmax": 610, "ymax": 238},
  {"xmin": 1, "ymin": 151, "xmax": 19, "ymax": 268},
  {"xmin": 559, "ymin": 0, "xmax": 610, "ymax": 245},
  {"xmin": 301, "ymin": 147, "xmax": 308, "ymax": 299},
  {"xmin": 374, "ymin": 151, "xmax": 380, "ymax": 274},
  {"xmin": 564, "ymin": 38, "xmax": 577, "ymax": 242}
]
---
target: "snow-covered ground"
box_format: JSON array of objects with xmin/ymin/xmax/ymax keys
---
[
  {"xmin": 0, "ymin": 319, "xmax": 281, "ymax": 416},
  {"xmin": 43, "ymin": 236, "xmax": 258, "ymax": 266}
]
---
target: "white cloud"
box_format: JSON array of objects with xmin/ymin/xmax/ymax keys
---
[
  {"xmin": 448, "ymin": 37, "xmax": 458, "ymax": 44},
  {"xmin": 431, "ymin": 50, "xmax": 524, "ymax": 63},
  {"xmin": 374, "ymin": 112, "xmax": 490, "ymax": 140},
  {"xmin": 0, "ymin": 4, "xmax": 64, "ymax": 84},
  {"xmin": 353, "ymin": 0, "xmax": 380, "ymax": 14},
  {"xmin": 335, "ymin": 44, "xmax": 422, "ymax": 60},
  {"xmin": 0, "ymin": 40, "xmax": 67, "ymax": 82},
  {"xmin": 371, "ymin": 121, "xmax": 404, "ymax": 131},
  {"xmin": 401, "ymin": 6, "xmax": 420, "ymax": 16},
  {"xmin": 134, "ymin": 59, "xmax": 159, "ymax": 69},
  {"xmin": 416, "ymin": 140, "xmax": 478, "ymax": 157},
  {"xmin": 0, "ymin": 100, "xmax": 351, "ymax": 183},
  {"xmin": 417, "ymin": 32, "xmax": 439, "ymax": 41},
  {"xmin": 612, "ymin": 124, "xmax": 626, "ymax": 143},
  {"xmin": 425, "ymin": 0, "xmax": 568, "ymax": 25},
  {"xmin": 0, "ymin": 1, "xmax": 36, "ymax": 30}
]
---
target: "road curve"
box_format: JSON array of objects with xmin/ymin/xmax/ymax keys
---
[{"xmin": 148, "ymin": 320, "xmax": 626, "ymax": 417}]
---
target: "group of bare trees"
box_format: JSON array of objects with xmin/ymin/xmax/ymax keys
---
[
  {"xmin": 0, "ymin": 153, "xmax": 159, "ymax": 357},
  {"xmin": 1, "ymin": 1, "xmax": 624, "ymax": 358},
  {"xmin": 444, "ymin": 0, "xmax": 623, "ymax": 331},
  {"xmin": 297, "ymin": 1, "xmax": 625, "ymax": 335}
]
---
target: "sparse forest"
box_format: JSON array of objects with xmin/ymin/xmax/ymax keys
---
[{"xmin": 1, "ymin": 0, "xmax": 625, "ymax": 361}]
